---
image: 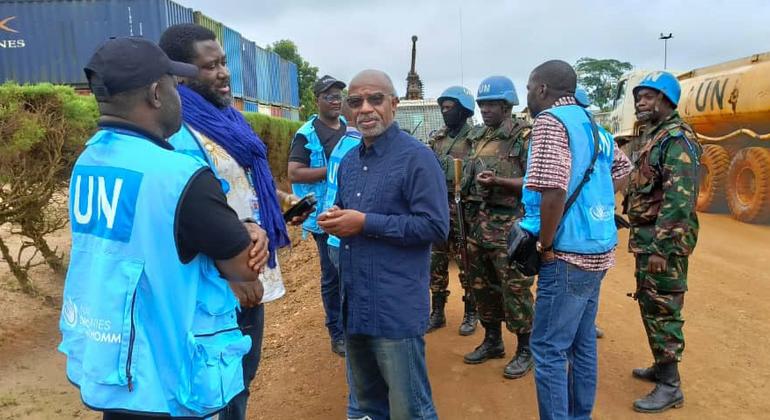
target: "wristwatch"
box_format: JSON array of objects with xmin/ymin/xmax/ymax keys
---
[{"xmin": 536, "ymin": 241, "xmax": 555, "ymax": 262}]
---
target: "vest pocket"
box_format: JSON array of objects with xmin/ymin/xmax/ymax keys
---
[
  {"xmin": 181, "ymin": 328, "xmax": 252, "ymax": 412},
  {"xmin": 59, "ymin": 251, "xmax": 144, "ymax": 387}
]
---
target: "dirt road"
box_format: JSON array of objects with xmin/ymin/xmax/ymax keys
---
[{"xmin": 1, "ymin": 214, "xmax": 769, "ymax": 419}]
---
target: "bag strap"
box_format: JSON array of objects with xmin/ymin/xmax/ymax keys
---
[{"xmin": 562, "ymin": 110, "xmax": 601, "ymax": 215}]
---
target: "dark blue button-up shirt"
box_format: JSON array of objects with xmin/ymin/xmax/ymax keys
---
[{"xmin": 335, "ymin": 123, "xmax": 449, "ymax": 338}]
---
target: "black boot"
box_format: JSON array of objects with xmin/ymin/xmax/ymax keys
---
[
  {"xmin": 633, "ymin": 362, "xmax": 684, "ymax": 413},
  {"xmin": 426, "ymin": 291, "xmax": 448, "ymax": 333},
  {"xmin": 458, "ymin": 294, "xmax": 478, "ymax": 336},
  {"xmin": 463, "ymin": 321, "xmax": 505, "ymax": 364},
  {"xmin": 632, "ymin": 363, "xmax": 658, "ymax": 382},
  {"xmin": 503, "ymin": 333, "xmax": 533, "ymax": 379}
]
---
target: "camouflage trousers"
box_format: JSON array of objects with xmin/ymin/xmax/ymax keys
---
[
  {"xmin": 430, "ymin": 201, "xmax": 471, "ymax": 294},
  {"xmin": 635, "ymin": 253, "xmax": 689, "ymax": 364},
  {"xmin": 467, "ymin": 242, "xmax": 534, "ymax": 334}
]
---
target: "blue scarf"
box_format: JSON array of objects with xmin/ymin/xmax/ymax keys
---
[{"xmin": 178, "ymin": 85, "xmax": 289, "ymax": 267}]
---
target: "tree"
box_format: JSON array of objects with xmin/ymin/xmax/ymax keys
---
[
  {"xmin": 574, "ymin": 58, "xmax": 633, "ymax": 111},
  {"xmin": 267, "ymin": 40, "xmax": 318, "ymax": 120}
]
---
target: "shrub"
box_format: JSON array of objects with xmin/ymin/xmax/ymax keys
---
[{"xmin": 0, "ymin": 82, "xmax": 300, "ymax": 294}]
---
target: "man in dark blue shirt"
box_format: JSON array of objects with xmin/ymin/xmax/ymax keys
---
[{"xmin": 318, "ymin": 69, "xmax": 448, "ymax": 420}]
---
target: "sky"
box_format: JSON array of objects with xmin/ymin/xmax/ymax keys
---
[{"xmin": 181, "ymin": 0, "xmax": 770, "ymax": 112}]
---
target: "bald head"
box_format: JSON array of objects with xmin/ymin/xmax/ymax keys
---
[
  {"xmin": 349, "ymin": 69, "xmax": 397, "ymax": 95},
  {"xmin": 346, "ymin": 69, "xmax": 400, "ymax": 142},
  {"xmin": 526, "ymin": 60, "xmax": 577, "ymax": 117}
]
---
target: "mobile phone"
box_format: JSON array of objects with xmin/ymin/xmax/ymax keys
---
[{"xmin": 282, "ymin": 194, "xmax": 317, "ymax": 222}]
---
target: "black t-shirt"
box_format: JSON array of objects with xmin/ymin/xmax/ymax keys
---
[
  {"xmin": 175, "ymin": 168, "xmax": 251, "ymax": 263},
  {"xmin": 97, "ymin": 120, "xmax": 251, "ymax": 264},
  {"xmin": 288, "ymin": 118, "xmax": 346, "ymax": 165}
]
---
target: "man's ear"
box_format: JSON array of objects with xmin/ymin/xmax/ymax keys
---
[{"xmin": 147, "ymin": 82, "xmax": 162, "ymax": 109}]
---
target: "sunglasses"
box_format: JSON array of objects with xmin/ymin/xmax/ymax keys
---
[
  {"xmin": 345, "ymin": 93, "xmax": 393, "ymax": 109},
  {"xmin": 320, "ymin": 93, "xmax": 343, "ymax": 103}
]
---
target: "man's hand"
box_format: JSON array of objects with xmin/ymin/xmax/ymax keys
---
[
  {"xmin": 476, "ymin": 170, "xmax": 497, "ymax": 187},
  {"xmin": 288, "ymin": 208, "xmax": 314, "ymax": 226},
  {"xmin": 229, "ymin": 280, "xmax": 264, "ymax": 308},
  {"xmin": 647, "ymin": 254, "xmax": 668, "ymax": 274},
  {"xmin": 317, "ymin": 206, "xmax": 366, "ymax": 237},
  {"xmin": 243, "ymin": 222, "xmax": 269, "ymax": 273}
]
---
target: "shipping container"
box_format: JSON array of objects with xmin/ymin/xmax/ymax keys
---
[
  {"xmin": 222, "ymin": 25, "xmax": 243, "ymax": 98},
  {"xmin": 233, "ymin": 97, "xmax": 244, "ymax": 111},
  {"xmin": 288, "ymin": 62, "xmax": 300, "ymax": 108},
  {"xmin": 270, "ymin": 105, "xmax": 282, "ymax": 118},
  {"xmin": 279, "ymin": 60, "xmax": 291, "ymax": 107},
  {"xmin": 241, "ymin": 39, "xmax": 257, "ymax": 100},
  {"xmin": 0, "ymin": 0, "xmax": 299, "ymax": 102},
  {"xmin": 0, "ymin": 0, "xmax": 193, "ymax": 85},
  {"xmin": 258, "ymin": 103, "xmax": 271, "ymax": 116},
  {"xmin": 290, "ymin": 108, "xmax": 300, "ymax": 121},
  {"xmin": 244, "ymin": 100, "xmax": 258, "ymax": 113},
  {"xmin": 254, "ymin": 45, "xmax": 270, "ymax": 104},
  {"xmin": 281, "ymin": 107, "xmax": 291, "ymax": 120},
  {"xmin": 192, "ymin": 11, "xmax": 222, "ymax": 46},
  {"xmin": 268, "ymin": 51, "xmax": 281, "ymax": 105}
]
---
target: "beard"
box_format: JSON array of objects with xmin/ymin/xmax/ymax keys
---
[
  {"xmin": 187, "ymin": 79, "xmax": 232, "ymax": 109},
  {"xmin": 356, "ymin": 115, "xmax": 387, "ymax": 137},
  {"xmin": 636, "ymin": 110, "xmax": 654, "ymax": 122}
]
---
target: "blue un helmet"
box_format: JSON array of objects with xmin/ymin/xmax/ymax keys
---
[
  {"xmin": 575, "ymin": 86, "xmax": 591, "ymax": 108},
  {"xmin": 476, "ymin": 75, "xmax": 519, "ymax": 106},
  {"xmin": 632, "ymin": 71, "xmax": 681, "ymax": 107},
  {"xmin": 437, "ymin": 86, "xmax": 475, "ymax": 116}
]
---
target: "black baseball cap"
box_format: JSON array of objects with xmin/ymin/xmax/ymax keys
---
[
  {"xmin": 84, "ymin": 37, "xmax": 198, "ymax": 100},
  {"xmin": 313, "ymin": 75, "xmax": 346, "ymax": 96}
]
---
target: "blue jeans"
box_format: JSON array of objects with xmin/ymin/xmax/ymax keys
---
[
  {"xmin": 219, "ymin": 304, "xmax": 265, "ymax": 420},
  {"xmin": 531, "ymin": 259, "xmax": 605, "ymax": 420},
  {"xmin": 329, "ymin": 245, "xmax": 365, "ymax": 419},
  {"xmin": 313, "ymin": 232, "xmax": 343, "ymax": 341},
  {"xmin": 346, "ymin": 334, "xmax": 437, "ymax": 420}
]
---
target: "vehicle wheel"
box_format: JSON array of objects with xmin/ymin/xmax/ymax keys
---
[
  {"xmin": 726, "ymin": 147, "xmax": 770, "ymax": 223},
  {"xmin": 696, "ymin": 144, "xmax": 730, "ymax": 212}
]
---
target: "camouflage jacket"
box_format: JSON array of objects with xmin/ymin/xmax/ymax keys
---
[
  {"xmin": 429, "ymin": 122, "xmax": 473, "ymax": 194},
  {"xmin": 624, "ymin": 112, "xmax": 702, "ymax": 256},
  {"xmin": 462, "ymin": 117, "xmax": 530, "ymax": 210}
]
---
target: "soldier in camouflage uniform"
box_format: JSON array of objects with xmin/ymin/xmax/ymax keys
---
[
  {"xmin": 624, "ymin": 71, "xmax": 701, "ymax": 413},
  {"xmin": 461, "ymin": 76, "xmax": 535, "ymax": 380},
  {"xmin": 427, "ymin": 86, "xmax": 479, "ymax": 336}
]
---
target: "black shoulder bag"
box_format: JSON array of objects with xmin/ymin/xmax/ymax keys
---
[{"xmin": 506, "ymin": 111, "xmax": 601, "ymax": 276}]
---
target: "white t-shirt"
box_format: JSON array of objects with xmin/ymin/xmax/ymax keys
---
[{"xmin": 193, "ymin": 128, "xmax": 286, "ymax": 303}]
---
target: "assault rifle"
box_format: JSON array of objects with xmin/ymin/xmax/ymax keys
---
[{"xmin": 453, "ymin": 159, "xmax": 471, "ymax": 301}]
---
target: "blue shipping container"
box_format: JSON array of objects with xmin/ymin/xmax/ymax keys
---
[
  {"xmin": 244, "ymin": 101, "xmax": 258, "ymax": 113},
  {"xmin": 279, "ymin": 59, "xmax": 290, "ymax": 107},
  {"xmin": 222, "ymin": 26, "xmax": 243, "ymax": 98},
  {"xmin": 254, "ymin": 45, "xmax": 270, "ymax": 104},
  {"xmin": 0, "ymin": 0, "xmax": 193, "ymax": 85},
  {"xmin": 268, "ymin": 51, "xmax": 281, "ymax": 105},
  {"xmin": 288, "ymin": 62, "xmax": 300, "ymax": 108},
  {"xmin": 241, "ymin": 39, "xmax": 257, "ymax": 100}
]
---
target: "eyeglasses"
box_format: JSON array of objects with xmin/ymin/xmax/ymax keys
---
[
  {"xmin": 345, "ymin": 93, "xmax": 393, "ymax": 109},
  {"xmin": 320, "ymin": 93, "xmax": 343, "ymax": 103}
]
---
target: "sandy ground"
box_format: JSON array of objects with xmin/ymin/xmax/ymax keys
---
[{"xmin": 1, "ymin": 214, "xmax": 769, "ymax": 419}]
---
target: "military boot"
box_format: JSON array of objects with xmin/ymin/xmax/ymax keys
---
[
  {"xmin": 632, "ymin": 363, "xmax": 658, "ymax": 382},
  {"xmin": 503, "ymin": 333, "xmax": 533, "ymax": 379},
  {"xmin": 458, "ymin": 294, "xmax": 478, "ymax": 336},
  {"xmin": 633, "ymin": 362, "xmax": 684, "ymax": 413},
  {"xmin": 426, "ymin": 291, "xmax": 448, "ymax": 333},
  {"xmin": 463, "ymin": 321, "xmax": 505, "ymax": 364}
]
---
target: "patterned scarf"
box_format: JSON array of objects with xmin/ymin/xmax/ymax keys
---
[{"xmin": 178, "ymin": 85, "xmax": 289, "ymax": 267}]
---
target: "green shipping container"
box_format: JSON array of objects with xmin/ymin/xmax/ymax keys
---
[{"xmin": 192, "ymin": 11, "xmax": 223, "ymax": 46}]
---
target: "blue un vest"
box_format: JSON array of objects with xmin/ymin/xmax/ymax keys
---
[
  {"xmin": 520, "ymin": 105, "xmax": 617, "ymax": 254},
  {"xmin": 291, "ymin": 116, "xmax": 351, "ymax": 235},
  {"xmin": 325, "ymin": 127, "xmax": 362, "ymax": 247},
  {"xmin": 59, "ymin": 128, "xmax": 251, "ymax": 417}
]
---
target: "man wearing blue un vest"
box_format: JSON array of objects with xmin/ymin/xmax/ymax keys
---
[
  {"xmin": 522, "ymin": 60, "xmax": 632, "ymax": 419},
  {"xmin": 288, "ymin": 75, "xmax": 355, "ymax": 357},
  {"xmin": 59, "ymin": 37, "xmax": 269, "ymax": 419}
]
